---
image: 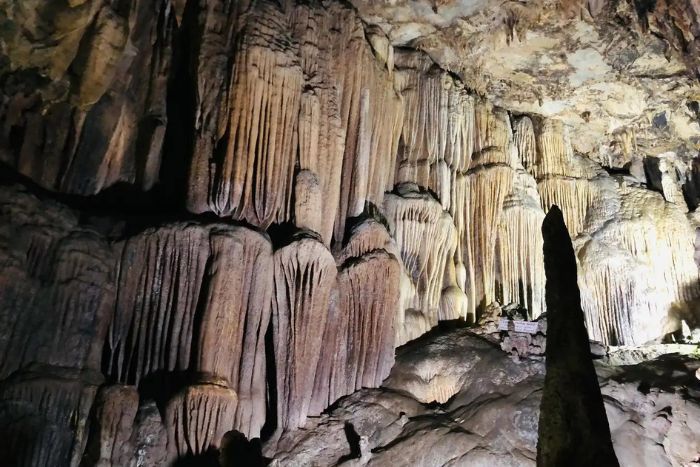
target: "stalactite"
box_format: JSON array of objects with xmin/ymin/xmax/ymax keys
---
[
  {"xmin": 210, "ymin": 6, "xmax": 301, "ymax": 226},
  {"xmin": 341, "ymin": 250, "xmax": 399, "ymax": 390},
  {"xmin": 0, "ymin": 366, "xmax": 100, "ymax": 467},
  {"xmin": 186, "ymin": 0, "xmax": 401, "ymax": 242},
  {"xmin": 311, "ymin": 219, "xmax": 401, "ymax": 414},
  {"xmin": 531, "ymin": 119, "xmax": 602, "ymax": 237},
  {"xmin": 330, "ymin": 6, "xmax": 403, "ymax": 243},
  {"xmin": 165, "ymin": 381, "xmax": 238, "ymax": 459},
  {"xmin": 105, "ymin": 222, "xmax": 273, "ymax": 437},
  {"xmin": 272, "ymin": 233, "xmax": 336, "ymax": 429},
  {"xmin": 384, "ymin": 188, "xmax": 462, "ymax": 344},
  {"xmin": 497, "ymin": 169, "xmax": 546, "ymax": 319},
  {"xmin": 513, "ymin": 116, "xmax": 537, "ymax": 171},
  {"xmin": 292, "ymin": 4, "xmax": 347, "ymax": 244},
  {"xmin": 578, "ymin": 186, "xmax": 700, "ymax": 345},
  {"xmin": 81, "ymin": 385, "xmax": 139, "ymax": 466},
  {"xmin": 106, "ymin": 224, "xmax": 210, "ymax": 385},
  {"xmin": 194, "ymin": 227, "xmax": 273, "ymax": 438},
  {"xmin": 0, "ymin": 186, "xmax": 115, "ymax": 380},
  {"xmin": 394, "ymin": 59, "xmax": 475, "ymax": 211},
  {"xmin": 459, "ymin": 103, "xmax": 518, "ymax": 320},
  {"xmin": 0, "ymin": 0, "xmax": 173, "ymax": 195}
]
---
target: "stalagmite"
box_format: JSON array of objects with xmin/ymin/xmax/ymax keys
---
[
  {"xmin": 272, "ymin": 233, "xmax": 336, "ymax": 429},
  {"xmin": 537, "ymin": 206, "xmax": 619, "ymax": 467},
  {"xmin": 294, "ymin": 170, "xmax": 324, "ymax": 235},
  {"xmin": 130, "ymin": 401, "xmax": 168, "ymax": 466},
  {"xmin": 81, "ymin": 385, "xmax": 139, "ymax": 467}
]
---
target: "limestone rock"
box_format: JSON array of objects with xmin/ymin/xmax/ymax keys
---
[
  {"xmin": 0, "ymin": 0, "xmax": 174, "ymax": 194},
  {"xmin": 267, "ymin": 325, "xmax": 700, "ymax": 467},
  {"xmin": 0, "ymin": 185, "xmax": 115, "ymax": 378},
  {"xmin": 537, "ymin": 206, "xmax": 618, "ymax": 466},
  {"xmin": 165, "ymin": 380, "xmax": 238, "ymax": 461},
  {"xmin": 81, "ymin": 385, "xmax": 139, "ymax": 467},
  {"xmin": 272, "ymin": 232, "xmax": 336, "ymax": 429}
]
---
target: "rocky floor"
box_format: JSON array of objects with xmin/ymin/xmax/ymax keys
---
[{"xmin": 264, "ymin": 325, "xmax": 700, "ymax": 466}]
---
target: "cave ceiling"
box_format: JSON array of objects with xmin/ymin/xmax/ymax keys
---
[{"xmin": 350, "ymin": 0, "xmax": 700, "ymax": 161}]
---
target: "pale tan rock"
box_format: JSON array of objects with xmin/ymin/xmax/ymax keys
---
[
  {"xmin": 294, "ymin": 170, "xmax": 324, "ymax": 235},
  {"xmin": 384, "ymin": 189, "xmax": 460, "ymax": 344}
]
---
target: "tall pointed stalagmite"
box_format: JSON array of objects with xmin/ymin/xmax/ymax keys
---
[{"xmin": 537, "ymin": 205, "xmax": 618, "ymax": 467}]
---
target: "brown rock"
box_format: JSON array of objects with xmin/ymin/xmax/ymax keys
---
[
  {"xmin": 81, "ymin": 385, "xmax": 139, "ymax": 467},
  {"xmin": 165, "ymin": 380, "xmax": 238, "ymax": 460},
  {"xmin": 0, "ymin": 0, "xmax": 174, "ymax": 194},
  {"xmin": 0, "ymin": 185, "xmax": 115, "ymax": 378},
  {"xmin": 0, "ymin": 365, "xmax": 102, "ymax": 466},
  {"xmin": 272, "ymin": 232, "xmax": 336, "ymax": 429},
  {"xmin": 105, "ymin": 223, "xmax": 210, "ymax": 384}
]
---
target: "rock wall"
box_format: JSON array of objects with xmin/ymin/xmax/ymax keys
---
[{"xmin": 0, "ymin": 0, "xmax": 699, "ymax": 465}]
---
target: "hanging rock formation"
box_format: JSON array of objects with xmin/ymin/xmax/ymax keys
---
[
  {"xmin": 311, "ymin": 218, "xmax": 402, "ymax": 414},
  {"xmin": 0, "ymin": 0, "xmax": 174, "ymax": 195},
  {"xmin": 1, "ymin": 0, "xmax": 700, "ymax": 464},
  {"xmin": 272, "ymin": 233, "xmax": 336, "ymax": 430}
]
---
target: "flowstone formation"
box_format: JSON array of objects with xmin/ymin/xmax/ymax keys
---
[{"xmin": 0, "ymin": 0, "xmax": 700, "ymax": 465}]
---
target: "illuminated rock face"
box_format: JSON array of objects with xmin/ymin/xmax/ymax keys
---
[{"xmin": 0, "ymin": 0, "xmax": 700, "ymax": 464}]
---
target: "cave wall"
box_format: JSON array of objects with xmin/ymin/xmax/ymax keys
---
[{"xmin": 0, "ymin": 0, "xmax": 699, "ymax": 465}]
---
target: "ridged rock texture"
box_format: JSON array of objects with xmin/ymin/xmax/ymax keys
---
[
  {"xmin": 1, "ymin": 0, "xmax": 700, "ymax": 465},
  {"xmin": 0, "ymin": 0, "xmax": 173, "ymax": 194}
]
